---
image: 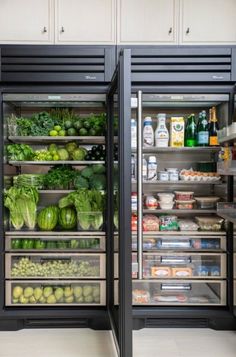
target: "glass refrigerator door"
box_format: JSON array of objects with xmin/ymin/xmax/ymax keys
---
[
  {"xmin": 107, "ymin": 51, "xmax": 133, "ymax": 357},
  {"xmin": 131, "ymin": 90, "xmax": 231, "ymax": 307}
]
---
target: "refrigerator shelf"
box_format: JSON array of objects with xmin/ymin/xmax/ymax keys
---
[
  {"xmin": 132, "ymin": 180, "xmax": 223, "ymax": 186},
  {"xmin": 131, "ymin": 231, "xmax": 226, "ymax": 236},
  {"xmin": 133, "ymin": 209, "xmax": 217, "ymax": 214},
  {"xmin": 8, "ymin": 136, "xmax": 110, "ymax": 144},
  {"xmin": 132, "ymin": 147, "xmax": 221, "ymax": 154},
  {"xmin": 6, "ymin": 280, "xmax": 106, "ymax": 306},
  {"xmin": 8, "ymin": 160, "xmax": 106, "ymax": 166},
  {"xmin": 217, "ymin": 161, "xmax": 236, "ymax": 176},
  {"xmin": 5, "ymin": 231, "xmax": 106, "ymax": 237},
  {"xmin": 217, "ymin": 202, "xmax": 236, "ymax": 224}
]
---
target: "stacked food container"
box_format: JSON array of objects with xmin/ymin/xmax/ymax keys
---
[{"xmin": 3, "ymin": 94, "xmax": 108, "ymax": 307}]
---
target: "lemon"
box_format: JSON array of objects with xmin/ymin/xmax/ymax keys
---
[
  {"xmin": 53, "ymin": 154, "xmax": 60, "ymax": 161},
  {"xmin": 50, "ymin": 130, "xmax": 58, "ymax": 136},
  {"xmin": 54, "ymin": 125, "xmax": 62, "ymax": 132},
  {"xmin": 58, "ymin": 130, "xmax": 66, "ymax": 136}
]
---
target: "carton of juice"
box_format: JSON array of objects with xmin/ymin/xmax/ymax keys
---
[{"xmin": 170, "ymin": 117, "xmax": 185, "ymax": 147}]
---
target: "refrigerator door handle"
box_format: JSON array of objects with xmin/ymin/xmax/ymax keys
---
[{"xmin": 137, "ymin": 90, "xmax": 143, "ymax": 280}]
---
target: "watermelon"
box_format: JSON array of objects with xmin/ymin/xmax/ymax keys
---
[
  {"xmin": 58, "ymin": 207, "xmax": 77, "ymax": 230},
  {"xmin": 37, "ymin": 206, "xmax": 59, "ymax": 231}
]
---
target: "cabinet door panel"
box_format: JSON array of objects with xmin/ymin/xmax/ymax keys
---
[
  {"xmin": 118, "ymin": 0, "xmax": 177, "ymax": 44},
  {"xmin": 0, "ymin": 0, "xmax": 53, "ymax": 43},
  {"xmin": 181, "ymin": 0, "xmax": 236, "ymax": 44},
  {"xmin": 56, "ymin": 0, "xmax": 115, "ymax": 44}
]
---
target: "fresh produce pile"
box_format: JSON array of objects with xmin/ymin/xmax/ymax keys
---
[
  {"xmin": 59, "ymin": 189, "xmax": 105, "ymax": 230},
  {"xmin": 11, "ymin": 257, "xmax": 100, "ymax": 278},
  {"xmin": 4, "ymin": 187, "xmax": 105, "ymax": 232},
  {"xmin": 12, "ymin": 110, "xmax": 106, "ymax": 137},
  {"xmin": 12, "ymin": 283, "xmax": 100, "ymax": 304},
  {"xmin": 11, "ymin": 238, "xmax": 100, "ymax": 250},
  {"xmin": 4, "ymin": 187, "xmax": 39, "ymax": 230}
]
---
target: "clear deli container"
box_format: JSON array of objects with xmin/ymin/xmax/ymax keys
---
[
  {"xmin": 174, "ymin": 191, "xmax": 194, "ymax": 201},
  {"xmin": 195, "ymin": 216, "xmax": 224, "ymax": 232},
  {"xmin": 175, "ymin": 200, "xmax": 196, "ymax": 210},
  {"xmin": 195, "ymin": 197, "xmax": 220, "ymax": 209}
]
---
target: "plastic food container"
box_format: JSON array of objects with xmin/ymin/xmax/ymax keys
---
[
  {"xmin": 159, "ymin": 215, "xmax": 179, "ymax": 231},
  {"xmin": 195, "ymin": 216, "xmax": 224, "ymax": 231},
  {"xmin": 178, "ymin": 220, "xmax": 199, "ymax": 231},
  {"xmin": 157, "ymin": 193, "xmax": 175, "ymax": 203},
  {"xmin": 195, "ymin": 197, "xmax": 220, "ymax": 209},
  {"xmin": 158, "ymin": 171, "xmax": 169, "ymax": 181},
  {"xmin": 175, "ymin": 199, "xmax": 195, "ymax": 210},
  {"xmin": 196, "ymin": 162, "xmax": 216, "ymax": 173},
  {"xmin": 174, "ymin": 191, "xmax": 194, "ymax": 201},
  {"xmin": 145, "ymin": 195, "xmax": 158, "ymax": 210},
  {"xmin": 158, "ymin": 201, "xmax": 174, "ymax": 210}
]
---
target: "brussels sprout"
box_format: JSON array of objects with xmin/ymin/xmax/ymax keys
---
[
  {"xmin": 54, "ymin": 287, "xmax": 64, "ymax": 301},
  {"xmin": 92, "ymin": 286, "xmax": 100, "ymax": 298},
  {"xmin": 19, "ymin": 295, "xmax": 29, "ymax": 304},
  {"xmin": 43, "ymin": 286, "xmax": 53, "ymax": 298},
  {"xmin": 34, "ymin": 287, "xmax": 43, "ymax": 301},
  {"xmin": 84, "ymin": 295, "xmax": 93, "ymax": 303},
  {"xmin": 83, "ymin": 285, "xmax": 93, "ymax": 297},
  {"xmin": 64, "ymin": 287, "xmax": 73, "ymax": 298},
  {"xmin": 39, "ymin": 296, "xmax": 46, "ymax": 304},
  {"xmin": 65, "ymin": 295, "xmax": 74, "ymax": 303},
  {"xmin": 12, "ymin": 298, "xmax": 19, "ymax": 304},
  {"xmin": 74, "ymin": 286, "xmax": 83, "ymax": 298},
  {"xmin": 24, "ymin": 287, "xmax": 34, "ymax": 298},
  {"xmin": 47, "ymin": 294, "xmax": 57, "ymax": 304},
  {"xmin": 13, "ymin": 286, "xmax": 23, "ymax": 299},
  {"xmin": 94, "ymin": 296, "xmax": 100, "ymax": 303},
  {"xmin": 76, "ymin": 296, "xmax": 84, "ymax": 303}
]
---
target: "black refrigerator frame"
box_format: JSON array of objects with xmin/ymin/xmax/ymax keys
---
[{"xmin": 109, "ymin": 48, "xmax": 236, "ymax": 332}]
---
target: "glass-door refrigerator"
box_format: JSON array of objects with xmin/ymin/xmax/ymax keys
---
[{"xmin": 109, "ymin": 49, "xmax": 236, "ymax": 333}]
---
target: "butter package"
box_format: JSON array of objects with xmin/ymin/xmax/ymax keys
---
[{"xmin": 170, "ymin": 117, "xmax": 185, "ymax": 147}]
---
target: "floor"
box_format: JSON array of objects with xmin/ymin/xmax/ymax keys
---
[{"xmin": 0, "ymin": 328, "xmax": 236, "ymax": 357}]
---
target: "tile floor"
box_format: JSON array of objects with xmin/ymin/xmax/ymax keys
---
[{"xmin": 0, "ymin": 328, "xmax": 236, "ymax": 357}]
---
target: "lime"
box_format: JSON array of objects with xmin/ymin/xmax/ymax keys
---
[
  {"xmin": 83, "ymin": 120, "xmax": 91, "ymax": 129},
  {"xmin": 58, "ymin": 130, "xmax": 66, "ymax": 136},
  {"xmin": 49, "ymin": 130, "xmax": 58, "ymax": 136},
  {"xmin": 74, "ymin": 120, "xmax": 83, "ymax": 130},
  {"xmin": 53, "ymin": 154, "xmax": 60, "ymax": 161},
  {"xmin": 64, "ymin": 120, "xmax": 73, "ymax": 129},
  {"xmin": 54, "ymin": 125, "xmax": 62, "ymax": 132},
  {"xmin": 67, "ymin": 128, "xmax": 77, "ymax": 136},
  {"xmin": 79, "ymin": 128, "xmax": 88, "ymax": 136}
]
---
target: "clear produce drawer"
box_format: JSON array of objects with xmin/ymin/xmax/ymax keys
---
[
  {"xmin": 6, "ymin": 253, "xmax": 106, "ymax": 279},
  {"xmin": 5, "ymin": 280, "xmax": 106, "ymax": 306},
  {"xmin": 5, "ymin": 235, "xmax": 105, "ymax": 252},
  {"xmin": 132, "ymin": 280, "xmax": 226, "ymax": 306},
  {"xmin": 131, "ymin": 253, "xmax": 226, "ymax": 280},
  {"xmin": 131, "ymin": 233, "xmax": 226, "ymax": 252}
]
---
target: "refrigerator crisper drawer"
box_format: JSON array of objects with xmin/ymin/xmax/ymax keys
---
[
  {"xmin": 5, "ymin": 235, "xmax": 105, "ymax": 252},
  {"xmin": 5, "ymin": 280, "xmax": 106, "ymax": 306},
  {"xmin": 131, "ymin": 233, "xmax": 226, "ymax": 252},
  {"xmin": 5, "ymin": 253, "xmax": 106, "ymax": 279},
  {"xmin": 132, "ymin": 280, "xmax": 226, "ymax": 306},
  {"xmin": 131, "ymin": 253, "xmax": 226, "ymax": 279}
]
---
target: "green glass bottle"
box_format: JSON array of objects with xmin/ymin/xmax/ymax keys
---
[
  {"xmin": 197, "ymin": 110, "xmax": 209, "ymax": 146},
  {"xmin": 185, "ymin": 114, "xmax": 197, "ymax": 147}
]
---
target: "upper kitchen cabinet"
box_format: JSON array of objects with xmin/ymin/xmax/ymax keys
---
[
  {"xmin": 0, "ymin": 0, "xmax": 54, "ymax": 44},
  {"xmin": 117, "ymin": 0, "xmax": 178, "ymax": 44},
  {"xmin": 55, "ymin": 0, "xmax": 116, "ymax": 44},
  {"xmin": 180, "ymin": 0, "xmax": 236, "ymax": 44}
]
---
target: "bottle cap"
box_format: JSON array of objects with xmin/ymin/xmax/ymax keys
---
[
  {"xmin": 157, "ymin": 113, "xmax": 166, "ymax": 118},
  {"xmin": 131, "ymin": 118, "xmax": 136, "ymax": 123},
  {"xmin": 148, "ymin": 156, "xmax": 157, "ymax": 163}
]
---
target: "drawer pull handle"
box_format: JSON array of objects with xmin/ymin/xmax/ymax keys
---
[
  {"xmin": 61, "ymin": 26, "xmax": 65, "ymax": 33},
  {"xmin": 161, "ymin": 284, "xmax": 191, "ymax": 291},
  {"xmin": 168, "ymin": 27, "xmax": 173, "ymax": 34},
  {"xmin": 186, "ymin": 27, "xmax": 190, "ymax": 34},
  {"xmin": 43, "ymin": 27, "xmax": 47, "ymax": 33}
]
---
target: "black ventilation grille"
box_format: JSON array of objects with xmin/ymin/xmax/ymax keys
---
[
  {"xmin": 0, "ymin": 46, "xmax": 115, "ymax": 83},
  {"xmin": 130, "ymin": 47, "xmax": 232, "ymax": 82},
  {"xmin": 24, "ymin": 318, "xmax": 88, "ymax": 328},
  {"xmin": 145, "ymin": 318, "xmax": 208, "ymax": 328}
]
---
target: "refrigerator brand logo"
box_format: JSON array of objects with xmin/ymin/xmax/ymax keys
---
[
  {"xmin": 212, "ymin": 75, "xmax": 224, "ymax": 80},
  {"xmin": 85, "ymin": 75, "xmax": 97, "ymax": 80}
]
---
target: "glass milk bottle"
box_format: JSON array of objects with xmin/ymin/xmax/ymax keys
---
[
  {"xmin": 155, "ymin": 113, "xmax": 169, "ymax": 147},
  {"xmin": 143, "ymin": 117, "xmax": 154, "ymax": 147}
]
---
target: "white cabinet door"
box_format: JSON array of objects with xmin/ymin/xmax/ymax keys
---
[
  {"xmin": 56, "ymin": 0, "xmax": 115, "ymax": 44},
  {"xmin": 181, "ymin": 0, "xmax": 236, "ymax": 44},
  {"xmin": 117, "ymin": 0, "xmax": 177, "ymax": 44},
  {"xmin": 0, "ymin": 0, "xmax": 53, "ymax": 44}
]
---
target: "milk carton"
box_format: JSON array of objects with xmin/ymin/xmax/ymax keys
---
[{"xmin": 170, "ymin": 117, "xmax": 185, "ymax": 147}]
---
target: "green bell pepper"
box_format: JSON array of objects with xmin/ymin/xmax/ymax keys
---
[
  {"xmin": 34, "ymin": 240, "xmax": 46, "ymax": 249},
  {"xmin": 11, "ymin": 239, "xmax": 22, "ymax": 250},
  {"xmin": 22, "ymin": 239, "xmax": 34, "ymax": 249}
]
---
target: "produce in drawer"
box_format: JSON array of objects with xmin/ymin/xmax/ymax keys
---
[
  {"xmin": 11, "ymin": 257, "xmax": 100, "ymax": 278},
  {"xmin": 12, "ymin": 283, "xmax": 101, "ymax": 304}
]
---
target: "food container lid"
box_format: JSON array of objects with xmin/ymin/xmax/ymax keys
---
[
  {"xmin": 166, "ymin": 168, "xmax": 179, "ymax": 172},
  {"xmin": 195, "ymin": 197, "xmax": 220, "ymax": 203},
  {"xmin": 175, "ymin": 199, "xmax": 196, "ymax": 204},
  {"xmin": 158, "ymin": 193, "xmax": 174, "ymax": 197},
  {"xmin": 174, "ymin": 191, "xmax": 194, "ymax": 195},
  {"xmin": 195, "ymin": 216, "xmax": 224, "ymax": 223}
]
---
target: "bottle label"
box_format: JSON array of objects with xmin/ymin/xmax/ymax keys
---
[
  {"xmin": 198, "ymin": 131, "xmax": 209, "ymax": 145},
  {"xmin": 147, "ymin": 163, "xmax": 157, "ymax": 181},
  {"xmin": 143, "ymin": 126, "xmax": 154, "ymax": 147},
  {"xmin": 209, "ymin": 136, "xmax": 219, "ymax": 146}
]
